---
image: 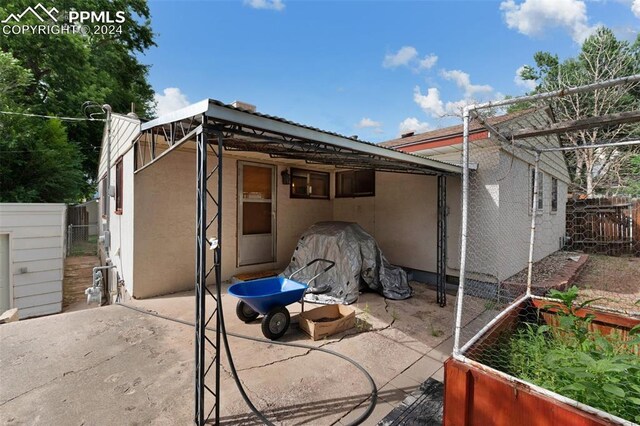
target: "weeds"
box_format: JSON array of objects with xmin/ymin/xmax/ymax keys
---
[
  {"xmin": 486, "ymin": 286, "xmax": 640, "ymax": 423},
  {"xmin": 356, "ymin": 303, "xmax": 372, "ymax": 332}
]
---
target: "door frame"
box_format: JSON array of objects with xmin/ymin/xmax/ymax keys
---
[
  {"xmin": 0, "ymin": 232, "xmax": 14, "ymax": 311},
  {"xmin": 237, "ymin": 161, "xmax": 277, "ymax": 267}
]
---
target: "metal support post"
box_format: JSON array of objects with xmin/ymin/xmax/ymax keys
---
[
  {"xmin": 194, "ymin": 123, "xmax": 223, "ymax": 425},
  {"xmin": 453, "ymin": 107, "xmax": 470, "ymax": 354},
  {"xmin": 526, "ymin": 152, "xmax": 540, "ymax": 296},
  {"xmin": 437, "ymin": 175, "xmax": 447, "ymax": 307}
]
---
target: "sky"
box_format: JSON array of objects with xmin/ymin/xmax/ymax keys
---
[{"xmin": 144, "ymin": 0, "xmax": 640, "ymax": 143}]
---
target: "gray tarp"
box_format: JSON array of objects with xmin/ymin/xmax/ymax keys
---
[{"xmin": 282, "ymin": 222, "xmax": 412, "ymax": 304}]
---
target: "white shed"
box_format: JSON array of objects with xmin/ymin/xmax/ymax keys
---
[{"xmin": 0, "ymin": 203, "xmax": 66, "ymax": 319}]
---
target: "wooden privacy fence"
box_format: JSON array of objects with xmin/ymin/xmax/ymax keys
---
[{"xmin": 565, "ymin": 197, "xmax": 639, "ymax": 256}]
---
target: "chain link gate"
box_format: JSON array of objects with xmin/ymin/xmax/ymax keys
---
[{"xmin": 66, "ymin": 224, "xmax": 99, "ymax": 256}]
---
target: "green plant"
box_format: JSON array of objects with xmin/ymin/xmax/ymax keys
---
[
  {"xmin": 356, "ymin": 303, "xmax": 372, "ymax": 332},
  {"xmin": 428, "ymin": 321, "xmax": 444, "ymax": 338},
  {"xmin": 487, "ymin": 287, "xmax": 640, "ymax": 423}
]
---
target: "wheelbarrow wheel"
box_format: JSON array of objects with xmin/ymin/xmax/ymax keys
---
[
  {"xmin": 236, "ymin": 301, "xmax": 259, "ymax": 323},
  {"xmin": 261, "ymin": 306, "xmax": 290, "ymax": 340}
]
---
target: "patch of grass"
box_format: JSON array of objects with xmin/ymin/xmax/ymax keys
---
[
  {"xmin": 427, "ymin": 320, "xmax": 444, "ymax": 338},
  {"xmin": 69, "ymin": 235, "xmax": 98, "ymax": 256}
]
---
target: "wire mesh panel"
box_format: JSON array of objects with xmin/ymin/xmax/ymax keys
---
[
  {"xmin": 454, "ymin": 76, "xmax": 640, "ymax": 424},
  {"xmin": 67, "ymin": 224, "xmax": 99, "ymax": 256}
]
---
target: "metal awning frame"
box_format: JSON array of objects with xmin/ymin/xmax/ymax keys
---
[{"xmin": 133, "ymin": 100, "xmax": 458, "ymax": 426}]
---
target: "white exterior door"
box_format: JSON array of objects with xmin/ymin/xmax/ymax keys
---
[
  {"xmin": 0, "ymin": 233, "xmax": 11, "ymax": 313},
  {"xmin": 238, "ymin": 162, "xmax": 276, "ymax": 266}
]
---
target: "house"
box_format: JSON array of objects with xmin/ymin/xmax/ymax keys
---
[
  {"xmin": 95, "ymin": 102, "xmax": 569, "ymax": 302},
  {"xmin": 382, "ymin": 108, "xmax": 571, "ymax": 283},
  {"xmin": 0, "ymin": 203, "xmax": 66, "ymax": 318}
]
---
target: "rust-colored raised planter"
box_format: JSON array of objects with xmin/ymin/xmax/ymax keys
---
[{"xmin": 443, "ymin": 298, "xmax": 639, "ymax": 426}]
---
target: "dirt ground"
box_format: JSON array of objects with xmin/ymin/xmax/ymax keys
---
[
  {"xmin": 63, "ymin": 255, "xmax": 100, "ymax": 312},
  {"xmin": 573, "ymin": 255, "xmax": 640, "ymax": 313}
]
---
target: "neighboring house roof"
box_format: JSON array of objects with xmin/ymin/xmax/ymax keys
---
[
  {"xmin": 381, "ymin": 108, "xmax": 571, "ymax": 183},
  {"xmin": 381, "ymin": 109, "xmax": 535, "ymax": 151}
]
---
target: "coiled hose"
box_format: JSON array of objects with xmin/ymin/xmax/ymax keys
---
[{"xmin": 116, "ymin": 302, "xmax": 378, "ymax": 425}]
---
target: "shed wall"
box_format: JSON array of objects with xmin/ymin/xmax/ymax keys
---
[{"xmin": 0, "ymin": 203, "xmax": 66, "ymax": 318}]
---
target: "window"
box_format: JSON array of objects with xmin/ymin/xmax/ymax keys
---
[
  {"xmin": 290, "ymin": 168, "xmax": 329, "ymax": 199},
  {"xmin": 336, "ymin": 169, "xmax": 375, "ymax": 197},
  {"xmin": 530, "ymin": 168, "xmax": 543, "ymax": 212},
  {"xmin": 100, "ymin": 178, "xmax": 108, "ymax": 218},
  {"xmin": 115, "ymin": 158, "xmax": 123, "ymax": 214},
  {"xmin": 551, "ymin": 177, "xmax": 558, "ymax": 212}
]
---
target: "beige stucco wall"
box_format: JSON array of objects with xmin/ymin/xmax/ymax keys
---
[
  {"xmin": 133, "ymin": 149, "xmax": 333, "ymax": 298},
  {"xmin": 332, "ymin": 172, "xmax": 462, "ymax": 275},
  {"xmin": 130, "ymin": 142, "xmax": 568, "ymax": 298}
]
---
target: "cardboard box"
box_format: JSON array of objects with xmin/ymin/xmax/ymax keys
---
[{"xmin": 298, "ymin": 305, "xmax": 356, "ymax": 340}]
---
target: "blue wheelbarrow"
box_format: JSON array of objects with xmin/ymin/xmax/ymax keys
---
[{"xmin": 228, "ymin": 258, "xmax": 335, "ymax": 340}]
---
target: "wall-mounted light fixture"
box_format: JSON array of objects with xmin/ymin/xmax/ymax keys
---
[{"xmin": 281, "ymin": 168, "xmax": 291, "ymax": 185}]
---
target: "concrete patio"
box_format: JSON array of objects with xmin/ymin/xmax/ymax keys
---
[{"xmin": 0, "ymin": 282, "xmax": 492, "ymax": 425}]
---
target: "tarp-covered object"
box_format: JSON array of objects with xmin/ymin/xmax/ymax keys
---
[{"xmin": 283, "ymin": 222, "xmax": 412, "ymax": 304}]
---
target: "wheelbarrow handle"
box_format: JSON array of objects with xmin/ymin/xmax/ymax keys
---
[{"xmin": 288, "ymin": 258, "xmax": 335, "ymax": 285}]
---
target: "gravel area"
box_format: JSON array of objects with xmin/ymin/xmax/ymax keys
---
[{"xmin": 505, "ymin": 251, "xmax": 583, "ymax": 287}]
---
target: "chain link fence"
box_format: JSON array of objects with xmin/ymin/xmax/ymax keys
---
[{"xmin": 66, "ymin": 224, "xmax": 99, "ymax": 256}]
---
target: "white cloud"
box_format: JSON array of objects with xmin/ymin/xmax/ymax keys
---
[
  {"xmin": 500, "ymin": 0, "xmax": 596, "ymax": 43},
  {"xmin": 633, "ymin": 0, "xmax": 640, "ymax": 18},
  {"xmin": 440, "ymin": 69, "xmax": 493, "ymax": 98},
  {"xmin": 418, "ymin": 54, "xmax": 438, "ymax": 70},
  {"xmin": 154, "ymin": 87, "xmax": 190, "ymax": 117},
  {"xmin": 414, "ymin": 86, "xmax": 445, "ymax": 117},
  {"xmin": 398, "ymin": 117, "xmax": 431, "ymax": 136},
  {"xmin": 357, "ymin": 117, "xmax": 383, "ymax": 129},
  {"xmin": 444, "ymin": 99, "xmax": 468, "ymax": 117},
  {"xmin": 514, "ymin": 65, "xmax": 536, "ymax": 91},
  {"xmin": 383, "ymin": 46, "xmax": 418, "ymax": 69},
  {"xmin": 244, "ymin": 0, "xmax": 285, "ymax": 11}
]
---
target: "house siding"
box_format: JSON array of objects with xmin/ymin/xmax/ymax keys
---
[
  {"xmin": 497, "ymin": 152, "xmax": 567, "ymax": 280},
  {"xmin": 0, "ymin": 203, "xmax": 66, "ymax": 318}
]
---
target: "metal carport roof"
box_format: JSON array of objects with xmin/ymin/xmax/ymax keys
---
[{"xmin": 138, "ymin": 99, "xmax": 461, "ymax": 175}]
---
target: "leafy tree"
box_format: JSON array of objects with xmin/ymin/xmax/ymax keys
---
[
  {"xmin": 514, "ymin": 28, "xmax": 640, "ymax": 196},
  {"xmin": 0, "ymin": 0, "xmax": 155, "ymax": 201},
  {"xmin": 0, "ymin": 51, "xmax": 85, "ymax": 202}
]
